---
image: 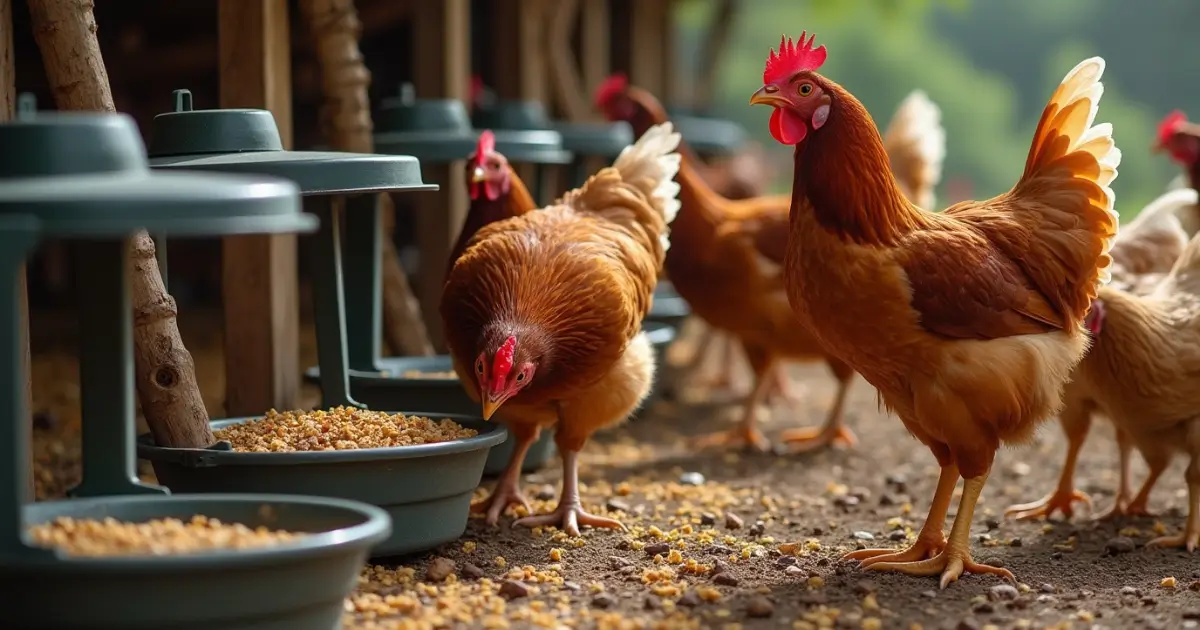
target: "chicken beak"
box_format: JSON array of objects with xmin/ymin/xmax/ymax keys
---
[
  {"xmin": 471, "ymin": 166, "xmax": 487, "ymax": 184},
  {"xmin": 749, "ymin": 85, "xmax": 789, "ymax": 108},
  {"xmin": 481, "ymin": 398, "xmax": 501, "ymax": 421}
]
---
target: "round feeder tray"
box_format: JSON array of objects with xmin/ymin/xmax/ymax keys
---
[
  {"xmin": 374, "ymin": 85, "xmax": 479, "ymax": 162},
  {"xmin": 149, "ymin": 90, "xmax": 436, "ymax": 194},
  {"xmin": 552, "ymin": 120, "xmax": 634, "ymax": 158},
  {"xmin": 472, "ymin": 100, "xmax": 573, "ymax": 164},
  {"xmin": 647, "ymin": 282, "xmax": 691, "ymax": 329},
  {"xmin": 8, "ymin": 494, "xmax": 390, "ymax": 630},
  {"xmin": 0, "ymin": 109, "xmax": 312, "ymax": 237},
  {"xmin": 667, "ymin": 111, "xmax": 748, "ymax": 157},
  {"xmin": 137, "ymin": 416, "xmax": 507, "ymax": 557},
  {"xmin": 302, "ymin": 357, "xmax": 557, "ymax": 476}
]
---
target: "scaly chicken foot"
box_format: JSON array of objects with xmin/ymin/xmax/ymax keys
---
[
  {"xmin": 1004, "ymin": 489, "xmax": 1092, "ymax": 521},
  {"xmin": 690, "ymin": 423, "xmax": 771, "ymax": 452},
  {"xmin": 1096, "ymin": 456, "xmax": 1166, "ymax": 521},
  {"xmin": 782, "ymin": 376, "xmax": 854, "ymax": 453},
  {"xmin": 1093, "ymin": 432, "xmax": 1154, "ymax": 521},
  {"xmin": 513, "ymin": 449, "xmax": 626, "ymax": 537},
  {"xmin": 471, "ymin": 426, "xmax": 539, "ymax": 525},
  {"xmin": 845, "ymin": 464, "xmax": 956, "ymax": 565},
  {"xmin": 1146, "ymin": 462, "xmax": 1199, "ymax": 552}
]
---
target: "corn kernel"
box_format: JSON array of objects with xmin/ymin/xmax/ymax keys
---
[
  {"xmin": 494, "ymin": 556, "xmax": 507, "ymax": 567},
  {"xmin": 1161, "ymin": 576, "xmax": 1178, "ymax": 588},
  {"xmin": 862, "ymin": 618, "xmax": 882, "ymax": 630},
  {"xmin": 549, "ymin": 548, "xmax": 563, "ymax": 562},
  {"xmin": 807, "ymin": 576, "xmax": 825, "ymax": 588},
  {"xmin": 667, "ymin": 549, "xmax": 683, "ymax": 564}
]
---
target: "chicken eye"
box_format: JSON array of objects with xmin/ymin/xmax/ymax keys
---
[
  {"xmin": 515, "ymin": 372, "xmax": 525, "ymax": 382},
  {"xmin": 476, "ymin": 360, "xmax": 484, "ymax": 374},
  {"xmin": 797, "ymin": 83, "xmax": 814, "ymax": 97}
]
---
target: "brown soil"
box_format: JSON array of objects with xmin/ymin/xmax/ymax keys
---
[{"xmin": 29, "ymin": 311, "xmax": 1200, "ymax": 629}]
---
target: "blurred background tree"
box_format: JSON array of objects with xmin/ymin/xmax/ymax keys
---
[{"xmin": 674, "ymin": 0, "xmax": 1193, "ymax": 217}]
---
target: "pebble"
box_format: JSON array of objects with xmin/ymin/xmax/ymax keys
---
[
  {"xmin": 461, "ymin": 562, "xmax": 485, "ymax": 580},
  {"xmin": 1050, "ymin": 551, "xmax": 1063, "ymax": 560},
  {"xmin": 785, "ymin": 565, "xmax": 805, "ymax": 576},
  {"xmin": 1120, "ymin": 586, "xmax": 1141, "ymax": 596},
  {"xmin": 700, "ymin": 512, "xmax": 717, "ymax": 526},
  {"xmin": 606, "ymin": 498, "xmax": 630, "ymax": 513},
  {"xmin": 879, "ymin": 493, "xmax": 897, "ymax": 506},
  {"xmin": 679, "ymin": 471, "xmax": 705, "ymax": 486},
  {"xmin": 609, "ymin": 555, "xmax": 633, "ymax": 569},
  {"xmin": 748, "ymin": 521, "xmax": 766, "ymax": 537},
  {"xmin": 921, "ymin": 590, "xmax": 937, "ymax": 599},
  {"xmin": 985, "ymin": 517, "xmax": 1000, "ymax": 531},
  {"xmin": 711, "ymin": 559, "xmax": 729, "ymax": 575},
  {"xmin": 499, "ymin": 580, "xmax": 529, "ymax": 599},
  {"xmin": 644, "ymin": 542, "xmax": 671, "ymax": 557},
  {"xmin": 1039, "ymin": 583, "xmax": 1055, "ymax": 593},
  {"xmin": 956, "ymin": 620, "xmax": 981, "ymax": 630},
  {"xmin": 889, "ymin": 529, "xmax": 907, "ymax": 541},
  {"xmin": 776, "ymin": 556, "xmax": 797, "ymax": 567},
  {"xmin": 988, "ymin": 584, "xmax": 1019, "ymax": 601},
  {"xmin": 977, "ymin": 533, "xmax": 992, "ymax": 543},
  {"xmin": 724, "ymin": 511, "xmax": 744, "ymax": 529},
  {"xmin": 1106, "ymin": 536, "xmax": 1136, "ymax": 555},
  {"xmin": 592, "ymin": 592, "xmax": 617, "ymax": 609},
  {"xmin": 885, "ymin": 473, "xmax": 907, "ymax": 491},
  {"xmin": 745, "ymin": 595, "xmax": 774, "ymax": 618},
  {"xmin": 853, "ymin": 531, "xmax": 875, "ymax": 541},
  {"xmin": 1009, "ymin": 537, "xmax": 1023, "ymax": 547},
  {"xmin": 534, "ymin": 485, "xmax": 557, "ymax": 500},
  {"xmin": 677, "ymin": 591, "xmax": 701, "ymax": 607},
  {"xmin": 425, "ymin": 557, "xmax": 456, "ymax": 582},
  {"xmin": 707, "ymin": 544, "xmax": 734, "ymax": 556},
  {"xmin": 563, "ymin": 581, "xmax": 581, "ymax": 592},
  {"xmin": 833, "ymin": 495, "xmax": 860, "ymax": 509},
  {"xmin": 714, "ymin": 573, "xmax": 740, "ymax": 586}
]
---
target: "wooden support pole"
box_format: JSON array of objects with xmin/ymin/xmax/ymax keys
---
[
  {"xmin": 297, "ymin": 0, "xmax": 433, "ymax": 358},
  {"xmin": 628, "ymin": 0, "xmax": 667, "ymax": 98},
  {"xmin": 26, "ymin": 0, "xmax": 216, "ymax": 448},
  {"xmin": 411, "ymin": 0, "xmax": 469, "ymax": 348},
  {"xmin": 218, "ymin": 0, "xmax": 301, "ymax": 416},
  {"xmin": 491, "ymin": 0, "xmax": 548, "ymax": 104},
  {"xmin": 580, "ymin": 0, "xmax": 611, "ymax": 95}
]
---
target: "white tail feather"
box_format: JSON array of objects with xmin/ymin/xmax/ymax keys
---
[
  {"xmin": 612, "ymin": 122, "xmax": 683, "ymax": 251},
  {"xmin": 884, "ymin": 89, "xmax": 946, "ymax": 208}
]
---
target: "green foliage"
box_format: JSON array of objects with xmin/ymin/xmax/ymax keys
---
[{"xmin": 677, "ymin": 0, "xmax": 1189, "ymax": 220}]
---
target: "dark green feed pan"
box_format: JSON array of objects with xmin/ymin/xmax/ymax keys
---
[
  {"xmin": 553, "ymin": 120, "xmax": 634, "ymax": 158},
  {"xmin": 302, "ymin": 358, "xmax": 558, "ymax": 476},
  {"xmin": 137, "ymin": 416, "xmax": 506, "ymax": 557},
  {"xmin": 647, "ymin": 281, "xmax": 691, "ymax": 329},
  {"xmin": 472, "ymin": 100, "xmax": 573, "ymax": 164},
  {"xmin": 8, "ymin": 494, "xmax": 389, "ymax": 630},
  {"xmin": 374, "ymin": 85, "xmax": 478, "ymax": 163},
  {"xmin": 667, "ymin": 111, "xmax": 748, "ymax": 157}
]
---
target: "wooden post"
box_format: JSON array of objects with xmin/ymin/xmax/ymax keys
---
[
  {"xmin": 491, "ymin": 0, "xmax": 548, "ymax": 104},
  {"xmin": 297, "ymin": 0, "xmax": 433, "ymax": 358},
  {"xmin": 26, "ymin": 0, "xmax": 216, "ymax": 448},
  {"xmin": 218, "ymin": 0, "xmax": 301, "ymax": 416},
  {"xmin": 411, "ymin": 0, "xmax": 469, "ymax": 348},
  {"xmin": 628, "ymin": 0, "xmax": 667, "ymax": 98}
]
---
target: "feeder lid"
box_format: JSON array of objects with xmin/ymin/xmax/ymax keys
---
[
  {"xmin": 148, "ymin": 89, "xmax": 437, "ymax": 194},
  {"xmin": 552, "ymin": 120, "xmax": 633, "ymax": 158},
  {"xmin": 374, "ymin": 84, "xmax": 478, "ymax": 162},
  {"xmin": 0, "ymin": 97, "xmax": 313, "ymax": 238},
  {"xmin": 471, "ymin": 100, "xmax": 572, "ymax": 164},
  {"xmin": 667, "ymin": 109, "xmax": 748, "ymax": 156}
]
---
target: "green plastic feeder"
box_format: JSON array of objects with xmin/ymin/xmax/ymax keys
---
[
  {"xmin": 666, "ymin": 108, "xmax": 748, "ymax": 157},
  {"xmin": 0, "ymin": 105, "xmax": 389, "ymax": 630},
  {"xmin": 137, "ymin": 415, "xmax": 506, "ymax": 557}
]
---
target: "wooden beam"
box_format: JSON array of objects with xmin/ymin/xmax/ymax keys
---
[
  {"xmin": 218, "ymin": 0, "xmax": 301, "ymax": 415},
  {"xmin": 411, "ymin": 0, "xmax": 469, "ymax": 348},
  {"xmin": 580, "ymin": 0, "xmax": 611, "ymax": 95},
  {"xmin": 628, "ymin": 0, "xmax": 667, "ymax": 97},
  {"xmin": 491, "ymin": 0, "xmax": 548, "ymax": 103}
]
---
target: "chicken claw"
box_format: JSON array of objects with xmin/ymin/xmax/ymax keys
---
[
  {"xmin": 691, "ymin": 424, "xmax": 771, "ymax": 452},
  {"xmin": 865, "ymin": 545, "xmax": 1015, "ymax": 589},
  {"xmin": 1093, "ymin": 497, "xmax": 1154, "ymax": 521},
  {"xmin": 1146, "ymin": 530, "xmax": 1200, "ymax": 552},
  {"xmin": 471, "ymin": 481, "xmax": 531, "ymax": 526},
  {"xmin": 781, "ymin": 425, "xmax": 857, "ymax": 453},
  {"xmin": 843, "ymin": 532, "xmax": 946, "ymax": 567},
  {"xmin": 1004, "ymin": 488, "xmax": 1092, "ymax": 521},
  {"xmin": 513, "ymin": 505, "xmax": 626, "ymax": 538}
]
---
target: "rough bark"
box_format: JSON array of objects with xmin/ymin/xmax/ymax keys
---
[
  {"xmin": 27, "ymin": 0, "xmax": 215, "ymax": 447},
  {"xmin": 299, "ymin": 0, "xmax": 434, "ymax": 356}
]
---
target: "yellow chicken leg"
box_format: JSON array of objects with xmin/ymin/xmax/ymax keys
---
[
  {"xmin": 782, "ymin": 362, "xmax": 856, "ymax": 453},
  {"xmin": 1146, "ymin": 459, "xmax": 1200, "ymax": 552},
  {"xmin": 691, "ymin": 347, "xmax": 773, "ymax": 452},
  {"xmin": 471, "ymin": 425, "xmax": 539, "ymax": 525},
  {"xmin": 1094, "ymin": 430, "xmax": 1156, "ymax": 520},
  {"xmin": 845, "ymin": 464, "xmax": 956, "ymax": 565},
  {"xmin": 865, "ymin": 472, "xmax": 1015, "ymax": 588},
  {"xmin": 513, "ymin": 448, "xmax": 625, "ymax": 537},
  {"xmin": 1006, "ymin": 404, "xmax": 1092, "ymax": 520}
]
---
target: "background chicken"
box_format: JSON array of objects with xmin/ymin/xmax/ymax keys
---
[
  {"xmin": 441, "ymin": 122, "xmax": 682, "ymax": 535},
  {"xmin": 446, "ymin": 130, "xmax": 538, "ymax": 281},
  {"xmin": 595, "ymin": 75, "xmax": 946, "ymax": 453},
  {"xmin": 1072, "ymin": 230, "xmax": 1200, "ymax": 550},
  {"xmin": 1005, "ymin": 187, "xmax": 1200, "ymax": 522},
  {"xmin": 752, "ymin": 34, "xmax": 1119, "ymax": 586},
  {"xmin": 1158, "ymin": 110, "xmax": 1200, "ymax": 234}
]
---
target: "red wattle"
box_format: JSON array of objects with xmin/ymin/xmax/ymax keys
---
[{"xmin": 769, "ymin": 108, "xmax": 808, "ymax": 145}]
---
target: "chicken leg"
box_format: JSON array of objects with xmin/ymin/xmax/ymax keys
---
[
  {"xmin": 690, "ymin": 344, "xmax": 772, "ymax": 451},
  {"xmin": 845, "ymin": 464, "xmax": 956, "ymax": 565},
  {"xmin": 471, "ymin": 423, "xmax": 539, "ymax": 525},
  {"xmin": 1093, "ymin": 429, "xmax": 1149, "ymax": 520},
  {"xmin": 1005, "ymin": 403, "xmax": 1093, "ymax": 520},
  {"xmin": 1097, "ymin": 443, "xmax": 1165, "ymax": 521},
  {"xmin": 1147, "ymin": 456, "xmax": 1200, "ymax": 551},
  {"xmin": 865, "ymin": 471, "xmax": 1015, "ymax": 588},
  {"xmin": 513, "ymin": 447, "xmax": 625, "ymax": 537},
  {"xmin": 781, "ymin": 360, "xmax": 857, "ymax": 452}
]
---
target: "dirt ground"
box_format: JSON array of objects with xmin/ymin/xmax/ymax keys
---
[{"xmin": 28, "ymin": 311, "xmax": 1200, "ymax": 630}]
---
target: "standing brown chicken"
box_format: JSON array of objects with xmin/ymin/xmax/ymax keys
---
[{"xmin": 441, "ymin": 123, "xmax": 682, "ymax": 535}]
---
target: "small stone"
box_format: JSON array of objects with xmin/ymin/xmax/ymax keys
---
[
  {"xmin": 499, "ymin": 580, "xmax": 529, "ymax": 599},
  {"xmin": 644, "ymin": 542, "xmax": 671, "ymax": 557},
  {"xmin": 956, "ymin": 620, "xmax": 981, "ymax": 630},
  {"xmin": 680, "ymin": 471, "xmax": 705, "ymax": 486},
  {"xmin": 811, "ymin": 526, "xmax": 824, "ymax": 536},
  {"xmin": 833, "ymin": 495, "xmax": 860, "ymax": 509},
  {"xmin": 1120, "ymin": 586, "xmax": 1140, "ymax": 596},
  {"xmin": 745, "ymin": 596, "xmax": 774, "ymax": 618},
  {"xmin": 1039, "ymin": 583, "xmax": 1055, "ymax": 593},
  {"xmin": 700, "ymin": 513, "xmax": 717, "ymax": 526},
  {"xmin": 785, "ymin": 565, "xmax": 805, "ymax": 576},
  {"xmin": 1050, "ymin": 551, "xmax": 1063, "ymax": 560},
  {"xmin": 879, "ymin": 493, "xmax": 897, "ymax": 506},
  {"xmin": 678, "ymin": 591, "xmax": 702, "ymax": 607},
  {"xmin": 1106, "ymin": 536, "xmax": 1136, "ymax": 555},
  {"xmin": 724, "ymin": 511, "xmax": 744, "ymax": 530},
  {"xmin": 852, "ymin": 531, "xmax": 875, "ymax": 541},
  {"xmin": 606, "ymin": 498, "xmax": 630, "ymax": 513},
  {"xmin": 921, "ymin": 590, "xmax": 937, "ymax": 598},
  {"xmin": 592, "ymin": 592, "xmax": 617, "ymax": 609},
  {"xmin": 714, "ymin": 573, "xmax": 739, "ymax": 586},
  {"xmin": 985, "ymin": 517, "xmax": 1000, "ymax": 531},
  {"xmin": 425, "ymin": 557, "xmax": 456, "ymax": 582},
  {"xmin": 710, "ymin": 559, "xmax": 729, "ymax": 575},
  {"xmin": 609, "ymin": 556, "xmax": 633, "ymax": 569},
  {"xmin": 889, "ymin": 529, "xmax": 907, "ymax": 541},
  {"xmin": 461, "ymin": 562, "xmax": 485, "ymax": 580},
  {"xmin": 534, "ymin": 485, "xmax": 556, "ymax": 500},
  {"xmin": 816, "ymin": 556, "xmax": 830, "ymax": 566},
  {"xmin": 972, "ymin": 602, "xmax": 994, "ymax": 614},
  {"xmin": 885, "ymin": 473, "xmax": 907, "ymax": 491},
  {"xmin": 988, "ymin": 584, "xmax": 1019, "ymax": 601},
  {"xmin": 776, "ymin": 556, "xmax": 797, "ymax": 567},
  {"xmin": 563, "ymin": 581, "xmax": 581, "ymax": 591},
  {"xmin": 748, "ymin": 521, "xmax": 766, "ymax": 537},
  {"xmin": 1009, "ymin": 537, "xmax": 1023, "ymax": 547},
  {"xmin": 1035, "ymin": 594, "xmax": 1056, "ymax": 604},
  {"xmin": 707, "ymin": 544, "xmax": 734, "ymax": 556},
  {"xmin": 977, "ymin": 533, "xmax": 993, "ymax": 543}
]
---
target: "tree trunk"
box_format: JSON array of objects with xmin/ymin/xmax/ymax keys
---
[
  {"xmin": 298, "ymin": 0, "xmax": 434, "ymax": 356},
  {"xmin": 27, "ymin": 0, "xmax": 215, "ymax": 447}
]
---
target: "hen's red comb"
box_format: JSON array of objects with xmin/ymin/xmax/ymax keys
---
[
  {"xmin": 475, "ymin": 130, "xmax": 496, "ymax": 166},
  {"xmin": 1158, "ymin": 110, "xmax": 1188, "ymax": 145},
  {"xmin": 763, "ymin": 32, "xmax": 827, "ymax": 85},
  {"xmin": 491, "ymin": 336, "xmax": 517, "ymax": 386},
  {"xmin": 594, "ymin": 73, "xmax": 629, "ymax": 109}
]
